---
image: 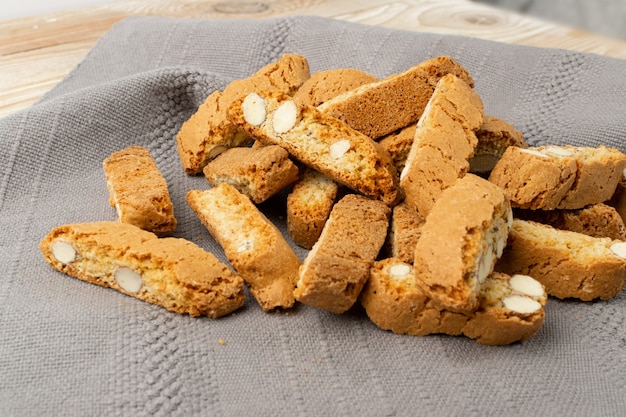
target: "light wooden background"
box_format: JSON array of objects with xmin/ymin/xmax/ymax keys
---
[{"xmin": 1, "ymin": 0, "xmax": 625, "ymax": 118}]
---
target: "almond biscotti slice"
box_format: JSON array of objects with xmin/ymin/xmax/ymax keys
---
[
  {"xmin": 413, "ymin": 174, "xmax": 513, "ymax": 314},
  {"xmin": 103, "ymin": 146, "xmax": 177, "ymax": 236},
  {"xmin": 294, "ymin": 194, "xmax": 390, "ymax": 314},
  {"xmin": 361, "ymin": 259, "xmax": 546, "ymax": 345},
  {"xmin": 227, "ymin": 89, "xmax": 401, "ymax": 206},
  {"xmin": 317, "ymin": 56, "xmax": 474, "ymax": 139},
  {"xmin": 496, "ymin": 219, "xmax": 626, "ymax": 301},
  {"xmin": 385, "ymin": 202, "xmax": 425, "ymax": 264},
  {"xmin": 176, "ymin": 53, "xmax": 310, "ymax": 175},
  {"xmin": 379, "ymin": 124, "xmax": 417, "ymax": 173},
  {"xmin": 515, "ymin": 203, "xmax": 626, "ymax": 241},
  {"xmin": 186, "ymin": 184, "xmax": 301, "ymax": 311},
  {"xmin": 469, "ymin": 115, "xmax": 527, "ymax": 175},
  {"xmin": 292, "ymin": 68, "xmax": 379, "ymax": 107},
  {"xmin": 40, "ymin": 222, "xmax": 246, "ymax": 318},
  {"xmin": 400, "ymin": 73, "xmax": 484, "ymax": 218},
  {"xmin": 202, "ymin": 145, "xmax": 299, "ymax": 204},
  {"xmin": 489, "ymin": 145, "xmax": 626, "ymax": 210},
  {"xmin": 286, "ymin": 167, "xmax": 339, "ymax": 250}
]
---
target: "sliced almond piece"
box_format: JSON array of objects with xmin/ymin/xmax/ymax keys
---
[
  {"xmin": 509, "ymin": 274, "xmax": 544, "ymax": 297},
  {"xmin": 503, "ymin": 294, "xmax": 542, "ymax": 314},
  {"xmin": 272, "ymin": 100, "xmax": 298, "ymax": 133},
  {"xmin": 329, "ymin": 139, "xmax": 351, "ymax": 159},
  {"xmin": 51, "ymin": 241, "xmax": 77, "ymax": 264},
  {"xmin": 115, "ymin": 267, "xmax": 143, "ymax": 293},
  {"xmin": 242, "ymin": 92, "xmax": 267, "ymax": 126}
]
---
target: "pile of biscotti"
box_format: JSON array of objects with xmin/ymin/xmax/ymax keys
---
[{"xmin": 40, "ymin": 54, "xmax": 626, "ymax": 345}]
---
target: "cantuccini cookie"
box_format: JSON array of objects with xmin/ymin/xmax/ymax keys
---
[
  {"xmin": 40, "ymin": 222, "xmax": 246, "ymax": 318},
  {"xmin": 294, "ymin": 194, "xmax": 390, "ymax": 314},
  {"xmin": 176, "ymin": 54, "xmax": 310, "ymax": 175},
  {"xmin": 385, "ymin": 202, "xmax": 425, "ymax": 264},
  {"xmin": 379, "ymin": 124, "xmax": 417, "ymax": 173},
  {"xmin": 317, "ymin": 56, "xmax": 474, "ymax": 139},
  {"xmin": 400, "ymin": 73, "xmax": 484, "ymax": 218},
  {"xmin": 413, "ymin": 174, "xmax": 513, "ymax": 314},
  {"xmin": 515, "ymin": 203, "xmax": 626, "ymax": 241},
  {"xmin": 361, "ymin": 259, "xmax": 547, "ymax": 345},
  {"xmin": 489, "ymin": 145, "xmax": 626, "ymax": 210},
  {"xmin": 286, "ymin": 168, "xmax": 339, "ymax": 249},
  {"xmin": 186, "ymin": 184, "xmax": 301, "ymax": 311},
  {"xmin": 469, "ymin": 115, "xmax": 526, "ymax": 175},
  {"xmin": 496, "ymin": 219, "xmax": 626, "ymax": 301},
  {"xmin": 292, "ymin": 68, "xmax": 379, "ymax": 107},
  {"xmin": 227, "ymin": 89, "xmax": 401, "ymax": 206},
  {"xmin": 103, "ymin": 146, "xmax": 177, "ymax": 236},
  {"xmin": 202, "ymin": 145, "xmax": 299, "ymax": 204}
]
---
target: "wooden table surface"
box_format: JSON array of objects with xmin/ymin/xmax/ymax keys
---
[{"xmin": 1, "ymin": 0, "xmax": 625, "ymax": 118}]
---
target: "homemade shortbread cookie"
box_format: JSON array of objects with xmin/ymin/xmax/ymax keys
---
[
  {"xmin": 515, "ymin": 203, "xmax": 626, "ymax": 241},
  {"xmin": 40, "ymin": 222, "xmax": 246, "ymax": 318},
  {"xmin": 469, "ymin": 115, "xmax": 527, "ymax": 175},
  {"xmin": 385, "ymin": 202, "xmax": 425, "ymax": 264},
  {"xmin": 294, "ymin": 194, "xmax": 390, "ymax": 314},
  {"xmin": 186, "ymin": 184, "xmax": 301, "ymax": 311},
  {"xmin": 202, "ymin": 145, "xmax": 299, "ymax": 204},
  {"xmin": 103, "ymin": 146, "xmax": 177, "ymax": 236},
  {"xmin": 286, "ymin": 168, "xmax": 339, "ymax": 249},
  {"xmin": 496, "ymin": 219, "xmax": 626, "ymax": 300},
  {"xmin": 292, "ymin": 68, "xmax": 379, "ymax": 107},
  {"xmin": 176, "ymin": 54, "xmax": 310, "ymax": 174},
  {"xmin": 317, "ymin": 56, "xmax": 474, "ymax": 139},
  {"xmin": 227, "ymin": 89, "xmax": 401, "ymax": 206},
  {"xmin": 361, "ymin": 259, "xmax": 547, "ymax": 345},
  {"xmin": 413, "ymin": 174, "xmax": 513, "ymax": 313},
  {"xmin": 400, "ymin": 74, "xmax": 484, "ymax": 217},
  {"xmin": 489, "ymin": 145, "xmax": 626, "ymax": 210}
]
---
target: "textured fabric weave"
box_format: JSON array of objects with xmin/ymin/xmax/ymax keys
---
[{"xmin": 1, "ymin": 16, "xmax": 625, "ymax": 416}]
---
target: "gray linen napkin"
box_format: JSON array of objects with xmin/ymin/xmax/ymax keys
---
[{"xmin": 1, "ymin": 15, "xmax": 625, "ymax": 417}]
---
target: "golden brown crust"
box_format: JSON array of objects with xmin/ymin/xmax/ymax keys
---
[
  {"xmin": 496, "ymin": 219, "xmax": 626, "ymax": 301},
  {"xmin": 293, "ymin": 68, "xmax": 379, "ymax": 107},
  {"xmin": 39, "ymin": 222, "xmax": 246, "ymax": 318},
  {"xmin": 294, "ymin": 194, "xmax": 390, "ymax": 314},
  {"xmin": 489, "ymin": 145, "xmax": 626, "ymax": 210},
  {"xmin": 176, "ymin": 54, "xmax": 310, "ymax": 175},
  {"xmin": 413, "ymin": 174, "xmax": 512, "ymax": 314},
  {"xmin": 400, "ymin": 74, "xmax": 484, "ymax": 217},
  {"xmin": 186, "ymin": 184, "xmax": 301, "ymax": 311},
  {"xmin": 318, "ymin": 56, "xmax": 475, "ymax": 139},
  {"xmin": 286, "ymin": 168, "xmax": 339, "ymax": 249},
  {"xmin": 202, "ymin": 145, "xmax": 299, "ymax": 204},
  {"xmin": 226, "ymin": 89, "xmax": 401, "ymax": 206},
  {"xmin": 103, "ymin": 146, "xmax": 177, "ymax": 236}
]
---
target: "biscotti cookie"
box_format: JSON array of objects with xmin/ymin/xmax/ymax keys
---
[
  {"xmin": 226, "ymin": 89, "xmax": 401, "ymax": 206},
  {"xmin": 317, "ymin": 56, "xmax": 474, "ymax": 139},
  {"xmin": 400, "ymin": 74, "xmax": 484, "ymax": 217},
  {"xmin": 361, "ymin": 259, "xmax": 469, "ymax": 337},
  {"xmin": 40, "ymin": 222, "xmax": 246, "ymax": 318},
  {"xmin": 379, "ymin": 124, "xmax": 417, "ymax": 173},
  {"xmin": 385, "ymin": 202, "xmax": 425, "ymax": 264},
  {"xmin": 461, "ymin": 272, "xmax": 546, "ymax": 345},
  {"xmin": 202, "ymin": 145, "xmax": 299, "ymax": 204},
  {"xmin": 294, "ymin": 194, "xmax": 390, "ymax": 314},
  {"xmin": 413, "ymin": 174, "xmax": 513, "ymax": 313},
  {"xmin": 286, "ymin": 167, "xmax": 339, "ymax": 249},
  {"xmin": 176, "ymin": 54, "xmax": 310, "ymax": 175},
  {"xmin": 515, "ymin": 203, "xmax": 626, "ymax": 241},
  {"xmin": 361, "ymin": 259, "xmax": 546, "ymax": 345},
  {"xmin": 102, "ymin": 146, "xmax": 177, "ymax": 236},
  {"xmin": 489, "ymin": 145, "xmax": 626, "ymax": 210},
  {"xmin": 292, "ymin": 68, "xmax": 379, "ymax": 107},
  {"xmin": 496, "ymin": 219, "xmax": 626, "ymax": 301},
  {"xmin": 469, "ymin": 115, "xmax": 527, "ymax": 175},
  {"xmin": 186, "ymin": 184, "xmax": 301, "ymax": 311}
]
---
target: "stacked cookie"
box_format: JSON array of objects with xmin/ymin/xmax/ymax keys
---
[{"xmin": 41, "ymin": 54, "xmax": 626, "ymax": 345}]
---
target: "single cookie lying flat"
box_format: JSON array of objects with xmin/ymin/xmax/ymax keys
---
[
  {"xmin": 496, "ymin": 219, "xmax": 626, "ymax": 301},
  {"xmin": 103, "ymin": 146, "xmax": 177, "ymax": 236},
  {"xmin": 186, "ymin": 184, "xmax": 301, "ymax": 311},
  {"xmin": 295, "ymin": 194, "xmax": 390, "ymax": 314},
  {"xmin": 40, "ymin": 222, "xmax": 246, "ymax": 318}
]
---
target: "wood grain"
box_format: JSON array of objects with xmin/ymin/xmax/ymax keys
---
[{"xmin": 1, "ymin": 0, "xmax": 625, "ymax": 117}]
